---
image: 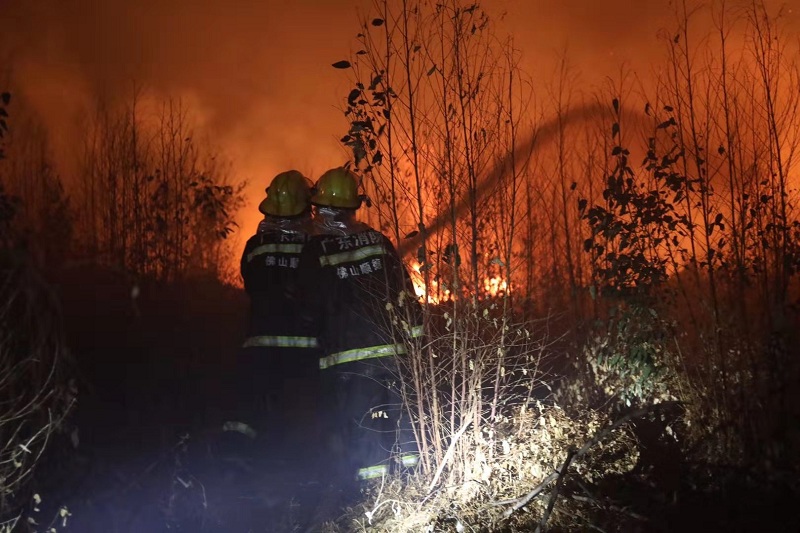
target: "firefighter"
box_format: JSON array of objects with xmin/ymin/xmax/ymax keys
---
[
  {"xmin": 222, "ymin": 170, "xmax": 320, "ymax": 466},
  {"xmin": 298, "ymin": 166, "xmax": 422, "ymax": 487}
]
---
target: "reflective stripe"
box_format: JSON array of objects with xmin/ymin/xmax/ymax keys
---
[
  {"xmin": 247, "ymin": 243, "xmax": 304, "ymax": 262},
  {"xmin": 400, "ymin": 454, "xmax": 419, "ymax": 468},
  {"xmin": 243, "ymin": 336, "xmax": 318, "ymax": 349},
  {"xmin": 409, "ymin": 325, "xmax": 424, "ymax": 338},
  {"xmin": 319, "ymin": 244, "xmax": 387, "ymax": 267},
  {"xmin": 357, "ymin": 464, "xmax": 389, "ymax": 481},
  {"xmin": 222, "ymin": 421, "xmax": 257, "ymax": 439},
  {"xmin": 319, "ymin": 343, "xmax": 406, "ymax": 369}
]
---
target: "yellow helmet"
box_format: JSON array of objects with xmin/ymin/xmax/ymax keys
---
[
  {"xmin": 311, "ymin": 167, "xmax": 362, "ymax": 209},
  {"xmin": 258, "ymin": 170, "xmax": 313, "ymax": 216}
]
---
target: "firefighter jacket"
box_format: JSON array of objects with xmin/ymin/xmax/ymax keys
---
[
  {"xmin": 298, "ymin": 208, "xmax": 423, "ymax": 369},
  {"xmin": 239, "ymin": 215, "xmax": 318, "ymax": 350}
]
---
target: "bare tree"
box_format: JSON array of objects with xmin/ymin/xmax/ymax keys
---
[
  {"xmin": 75, "ymin": 91, "xmax": 245, "ymax": 283},
  {"xmin": 335, "ymin": 0, "xmax": 546, "ymax": 486}
]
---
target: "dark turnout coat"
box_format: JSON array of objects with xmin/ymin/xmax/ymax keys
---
[
  {"xmin": 226, "ymin": 216, "xmax": 322, "ymax": 450},
  {"xmin": 298, "ymin": 211, "xmax": 422, "ymax": 480},
  {"xmin": 240, "ymin": 216, "xmax": 318, "ymax": 350},
  {"xmin": 298, "ymin": 224, "xmax": 423, "ymax": 367}
]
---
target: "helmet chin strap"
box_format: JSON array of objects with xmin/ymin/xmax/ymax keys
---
[
  {"xmin": 258, "ymin": 213, "xmax": 312, "ymax": 235},
  {"xmin": 313, "ymin": 206, "xmax": 367, "ymax": 236}
]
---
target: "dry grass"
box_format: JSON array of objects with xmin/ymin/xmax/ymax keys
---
[
  {"xmin": 316, "ymin": 292, "xmax": 794, "ymax": 532},
  {"xmin": 313, "ymin": 299, "xmax": 681, "ymax": 532},
  {"xmin": 0, "ymin": 251, "xmax": 75, "ymax": 525},
  {"xmin": 321, "ymin": 400, "xmax": 650, "ymax": 532}
]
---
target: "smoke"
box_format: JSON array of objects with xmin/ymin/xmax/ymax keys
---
[
  {"xmin": 1, "ymin": 0, "xmax": 797, "ymax": 255},
  {"xmin": 1, "ymin": 0, "xmax": 374, "ymax": 241},
  {"xmin": 3, "ymin": 2, "xmax": 360, "ymax": 169},
  {"xmin": 395, "ymin": 101, "xmax": 652, "ymax": 258}
]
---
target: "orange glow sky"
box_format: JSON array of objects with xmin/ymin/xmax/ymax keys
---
[{"xmin": 1, "ymin": 0, "xmax": 797, "ymax": 266}]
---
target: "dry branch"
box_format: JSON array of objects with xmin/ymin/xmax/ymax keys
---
[
  {"xmin": 534, "ymin": 447, "xmax": 576, "ymax": 532},
  {"xmin": 425, "ymin": 406, "xmax": 475, "ymax": 496},
  {"xmin": 492, "ymin": 403, "xmax": 676, "ymax": 526},
  {"xmin": 0, "ymin": 252, "xmax": 74, "ymax": 515}
]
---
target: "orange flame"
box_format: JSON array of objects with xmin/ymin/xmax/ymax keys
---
[
  {"xmin": 408, "ymin": 261, "xmax": 448, "ymax": 304},
  {"xmin": 484, "ymin": 275, "xmax": 509, "ymax": 297},
  {"xmin": 408, "ymin": 261, "xmax": 510, "ymax": 303}
]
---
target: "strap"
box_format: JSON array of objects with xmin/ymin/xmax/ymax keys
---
[
  {"xmin": 246, "ymin": 243, "xmax": 304, "ymax": 262},
  {"xmin": 357, "ymin": 464, "xmax": 389, "ymax": 481},
  {"xmin": 319, "ymin": 343, "xmax": 406, "ymax": 369},
  {"xmin": 243, "ymin": 335, "xmax": 319, "ymax": 349},
  {"xmin": 318, "ymin": 244, "xmax": 387, "ymax": 267},
  {"xmin": 222, "ymin": 421, "xmax": 257, "ymax": 439}
]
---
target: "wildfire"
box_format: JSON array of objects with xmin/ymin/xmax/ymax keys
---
[
  {"xmin": 408, "ymin": 261, "xmax": 510, "ymax": 304},
  {"xmin": 484, "ymin": 276, "xmax": 508, "ymax": 297},
  {"xmin": 409, "ymin": 261, "xmax": 448, "ymax": 304}
]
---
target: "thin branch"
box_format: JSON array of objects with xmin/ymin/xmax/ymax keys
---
[
  {"xmin": 535, "ymin": 447, "xmax": 576, "ymax": 532},
  {"xmin": 491, "ymin": 403, "xmax": 675, "ymax": 523}
]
